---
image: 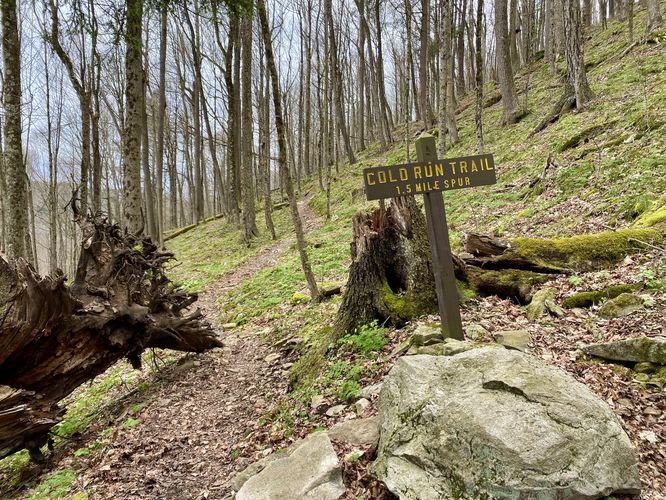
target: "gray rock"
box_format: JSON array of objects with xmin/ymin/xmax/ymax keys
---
[
  {"xmin": 526, "ymin": 287, "xmax": 558, "ymax": 321},
  {"xmin": 599, "ymin": 293, "xmax": 644, "ymax": 318},
  {"xmin": 408, "ymin": 338, "xmax": 487, "ymax": 356},
  {"xmin": 310, "ymin": 395, "xmax": 325, "ymax": 411},
  {"xmin": 360, "ymin": 382, "xmax": 383, "ymax": 399},
  {"xmin": 236, "ymin": 432, "xmax": 345, "ymax": 500},
  {"xmin": 325, "ymin": 404, "xmax": 346, "ymax": 417},
  {"xmin": 328, "ymin": 416, "xmax": 380, "ymax": 447},
  {"xmin": 264, "ymin": 353, "xmax": 281, "ymax": 363},
  {"xmin": 230, "ymin": 451, "xmax": 289, "ymax": 492},
  {"xmin": 410, "ymin": 324, "xmax": 443, "ymax": 347},
  {"xmin": 464, "ymin": 324, "xmax": 489, "ymax": 341},
  {"xmin": 493, "ymin": 329, "xmax": 531, "ymax": 351},
  {"xmin": 353, "ymin": 398, "xmax": 371, "ymax": 414},
  {"xmin": 374, "ymin": 349, "xmax": 641, "ymax": 500},
  {"xmin": 583, "ymin": 336, "xmax": 666, "ymax": 365}
]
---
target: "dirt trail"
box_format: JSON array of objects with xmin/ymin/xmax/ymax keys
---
[{"xmin": 75, "ymin": 201, "xmax": 323, "ymax": 499}]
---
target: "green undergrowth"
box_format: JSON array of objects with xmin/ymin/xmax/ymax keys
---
[
  {"xmin": 0, "ymin": 350, "xmax": 182, "ymax": 496},
  {"xmin": 167, "ymin": 201, "xmax": 293, "ymax": 292}
]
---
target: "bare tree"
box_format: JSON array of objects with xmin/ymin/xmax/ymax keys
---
[{"xmin": 257, "ymin": 0, "xmax": 320, "ymax": 301}]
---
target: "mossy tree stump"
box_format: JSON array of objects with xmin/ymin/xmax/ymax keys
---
[{"xmin": 333, "ymin": 197, "xmax": 437, "ymax": 336}]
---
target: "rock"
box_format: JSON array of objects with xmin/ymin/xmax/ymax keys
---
[
  {"xmin": 310, "ymin": 395, "xmax": 325, "ymax": 411},
  {"xmin": 389, "ymin": 338, "xmax": 412, "ymax": 358},
  {"xmin": 222, "ymin": 323, "xmax": 237, "ymax": 330},
  {"xmin": 263, "ymin": 353, "xmax": 281, "ymax": 364},
  {"xmin": 493, "ymin": 329, "xmax": 531, "ymax": 351},
  {"xmin": 360, "ymin": 382, "xmax": 383, "ymax": 399},
  {"xmin": 236, "ymin": 432, "xmax": 345, "ymax": 500},
  {"xmin": 328, "ymin": 416, "xmax": 380, "ymax": 447},
  {"xmin": 410, "ymin": 324, "xmax": 444, "ymax": 347},
  {"xmin": 230, "ymin": 451, "xmax": 288, "ymax": 492},
  {"xmin": 526, "ymin": 287, "xmax": 558, "ymax": 321},
  {"xmin": 409, "ymin": 338, "xmax": 486, "ymax": 356},
  {"xmin": 374, "ymin": 349, "xmax": 641, "ymax": 500},
  {"xmin": 598, "ymin": 293, "xmax": 644, "ymax": 318},
  {"xmin": 464, "ymin": 324, "xmax": 489, "ymax": 340},
  {"xmin": 325, "ymin": 404, "xmax": 346, "ymax": 417},
  {"xmin": 353, "ymin": 398, "xmax": 371, "ymax": 414},
  {"xmin": 634, "ymin": 361, "xmax": 657, "ymax": 374},
  {"xmin": 583, "ymin": 336, "xmax": 666, "ymax": 364}
]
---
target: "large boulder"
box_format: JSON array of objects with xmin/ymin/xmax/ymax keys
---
[
  {"xmin": 374, "ymin": 348, "xmax": 641, "ymax": 500},
  {"xmin": 235, "ymin": 432, "xmax": 345, "ymax": 500},
  {"xmin": 583, "ymin": 336, "xmax": 666, "ymax": 365}
]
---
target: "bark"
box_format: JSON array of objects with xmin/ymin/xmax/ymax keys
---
[
  {"xmin": 494, "ymin": 0, "xmax": 524, "ymax": 124},
  {"xmin": 122, "ymin": 0, "xmax": 145, "ymax": 234},
  {"xmin": 258, "ymin": 37, "xmax": 276, "ymax": 239},
  {"xmin": 224, "ymin": 18, "xmax": 240, "ymax": 224},
  {"xmin": 2, "ymin": 0, "xmax": 30, "ymax": 261},
  {"xmin": 475, "ymin": 0, "xmax": 485, "ymax": 153},
  {"xmin": 646, "ymin": 0, "xmax": 662, "ymax": 32},
  {"xmin": 334, "ymin": 198, "xmax": 437, "ymax": 336},
  {"xmin": 241, "ymin": 15, "xmax": 258, "ymax": 243},
  {"xmin": 155, "ymin": 6, "xmax": 168, "ymax": 246},
  {"xmin": 405, "ymin": 0, "xmax": 421, "ymax": 120},
  {"xmin": 0, "ymin": 210, "xmax": 222, "ymax": 461},
  {"xmin": 419, "ymin": 0, "xmax": 433, "ymax": 126},
  {"xmin": 257, "ymin": 0, "xmax": 320, "ymax": 300}
]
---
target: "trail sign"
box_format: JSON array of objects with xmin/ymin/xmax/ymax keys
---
[{"xmin": 363, "ymin": 135, "xmax": 496, "ymax": 340}]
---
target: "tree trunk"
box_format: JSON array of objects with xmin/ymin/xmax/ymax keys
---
[
  {"xmin": 475, "ymin": 0, "xmax": 485, "ymax": 153},
  {"xmin": 494, "ymin": 0, "xmax": 524, "ymax": 124},
  {"xmin": 1, "ymin": 0, "xmax": 30, "ymax": 261},
  {"xmin": 257, "ymin": 0, "xmax": 320, "ymax": 301},
  {"xmin": 325, "ymin": 0, "xmax": 356, "ymax": 165},
  {"xmin": 334, "ymin": 197, "xmax": 437, "ymax": 336},
  {"xmin": 122, "ymin": 0, "xmax": 145, "ymax": 234},
  {"xmin": 646, "ymin": 0, "xmax": 663, "ymax": 32},
  {"xmin": 241, "ymin": 15, "xmax": 258, "ymax": 243},
  {"xmin": 419, "ymin": 0, "xmax": 433, "ymax": 127},
  {"xmin": 155, "ymin": 6, "xmax": 168, "ymax": 246}
]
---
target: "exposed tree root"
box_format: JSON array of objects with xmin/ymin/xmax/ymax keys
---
[{"xmin": 0, "ymin": 210, "xmax": 222, "ymax": 461}]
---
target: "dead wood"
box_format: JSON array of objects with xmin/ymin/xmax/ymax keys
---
[{"xmin": 0, "ymin": 212, "xmax": 222, "ymax": 461}]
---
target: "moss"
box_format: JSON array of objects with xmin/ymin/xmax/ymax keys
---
[
  {"xmin": 508, "ymin": 228, "xmax": 663, "ymax": 271},
  {"xmin": 290, "ymin": 292, "xmax": 310, "ymax": 305},
  {"xmin": 380, "ymin": 282, "xmax": 434, "ymax": 324},
  {"xmin": 562, "ymin": 283, "xmax": 641, "ymax": 308},
  {"xmin": 635, "ymin": 203, "xmax": 666, "ymax": 232},
  {"xmin": 557, "ymin": 123, "xmax": 608, "ymax": 152},
  {"xmin": 598, "ymin": 293, "xmax": 644, "ymax": 318}
]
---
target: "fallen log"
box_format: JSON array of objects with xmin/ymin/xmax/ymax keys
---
[
  {"xmin": 463, "ymin": 229, "xmax": 663, "ymax": 273},
  {"xmin": 0, "ymin": 209, "xmax": 222, "ymax": 461}
]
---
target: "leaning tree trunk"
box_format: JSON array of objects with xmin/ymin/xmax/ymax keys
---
[
  {"xmin": 0, "ymin": 207, "xmax": 222, "ymax": 462},
  {"xmin": 334, "ymin": 197, "xmax": 437, "ymax": 336}
]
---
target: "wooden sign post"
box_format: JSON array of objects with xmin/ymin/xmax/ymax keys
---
[{"xmin": 363, "ymin": 134, "xmax": 496, "ymax": 340}]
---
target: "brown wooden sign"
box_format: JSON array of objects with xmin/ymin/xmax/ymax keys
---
[
  {"xmin": 364, "ymin": 134, "xmax": 496, "ymax": 340},
  {"xmin": 363, "ymin": 154, "xmax": 496, "ymax": 201}
]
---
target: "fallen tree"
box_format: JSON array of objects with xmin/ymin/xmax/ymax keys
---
[{"xmin": 0, "ymin": 208, "xmax": 222, "ymax": 461}]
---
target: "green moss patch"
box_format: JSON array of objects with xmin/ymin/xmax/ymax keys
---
[
  {"xmin": 562, "ymin": 283, "xmax": 641, "ymax": 308},
  {"xmin": 508, "ymin": 228, "xmax": 663, "ymax": 272}
]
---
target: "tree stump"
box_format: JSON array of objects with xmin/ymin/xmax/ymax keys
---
[{"xmin": 333, "ymin": 197, "xmax": 437, "ymax": 336}]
